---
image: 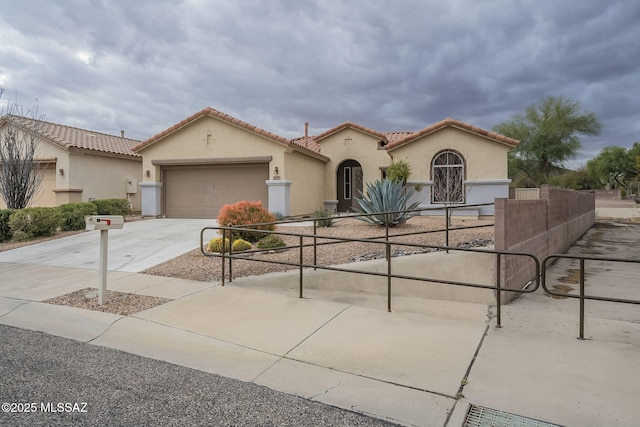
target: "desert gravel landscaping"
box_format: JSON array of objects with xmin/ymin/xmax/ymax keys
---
[{"xmin": 144, "ymin": 216, "xmax": 494, "ymax": 282}]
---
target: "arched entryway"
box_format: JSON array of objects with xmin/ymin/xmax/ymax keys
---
[{"xmin": 337, "ymin": 159, "xmax": 363, "ymax": 212}]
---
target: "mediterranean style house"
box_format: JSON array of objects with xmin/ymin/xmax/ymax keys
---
[
  {"xmin": 1, "ymin": 108, "xmax": 518, "ymax": 218},
  {"xmin": 0, "ymin": 115, "xmax": 142, "ymax": 209},
  {"xmin": 133, "ymin": 107, "xmax": 518, "ymax": 218}
]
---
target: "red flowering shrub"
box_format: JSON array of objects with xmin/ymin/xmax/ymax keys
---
[{"xmin": 217, "ymin": 201, "xmax": 276, "ymax": 242}]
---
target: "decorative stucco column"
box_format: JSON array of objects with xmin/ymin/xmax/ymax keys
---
[
  {"xmin": 139, "ymin": 182, "xmax": 162, "ymax": 217},
  {"xmin": 266, "ymin": 180, "xmax": 291, "ymax": 216}
]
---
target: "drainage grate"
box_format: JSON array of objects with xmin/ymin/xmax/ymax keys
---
[{"xmin": 464, "ymin": 404, "xmax": 564, "ymax": 427}]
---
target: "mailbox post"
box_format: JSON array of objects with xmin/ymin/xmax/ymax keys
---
[{"xmin": 85, "ymin": 215, "xmax": 124, "ymax": 304}]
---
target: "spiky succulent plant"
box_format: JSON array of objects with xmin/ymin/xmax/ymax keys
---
[{"xmin": 353, "ymin": 179, "xmax": 420, "ymax": 226}]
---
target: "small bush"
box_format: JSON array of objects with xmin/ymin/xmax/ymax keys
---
[
  {"xmin": 217, "ymin": 201, "xmax": 276, "ymax": 243},
  {"xmin": 272, "ymin": 211, "xmax": 285, "ymax": 221},
  {"xmin": 256, "ymin": 234, "xmax": 286, "ymax": 250},
  {"xmin": 90, "ymin": 198, "xmax": 131, "ymax": 216},
  {"xmin": 207, "ymin": 237, "xmax": 230, "ymax": 253},
  {"xmin": 313, "ymin": 209, "xmax": 334, "ymax": 227},
  {"xmin": 232, "ymin": 239, "xmax": 252, "ymax": 252},
  {"xmin": 386, "ymin": 159, "xmax": 412, "ymax": 185},
  {"xmin": 58, "ymin": 202, "xmax": 98, "ymax": 231},
  {"xmin": 0, "ymin": 208, "xmax": 15, "ymax": 242},
  {"xmin": 9, "ymin": 207, "xmax": 62, "ymax": 241}
]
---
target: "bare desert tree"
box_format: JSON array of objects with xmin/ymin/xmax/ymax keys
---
[{"xmin": 0, "ymin": 92, "xmax": 47, "ymax": 209}]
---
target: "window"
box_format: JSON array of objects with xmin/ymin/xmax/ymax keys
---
[
  {"xmin": 344, "ymin": 166, "xmax": 351, "ymax": 199},
  {"xmin": 432, "ymin": 151, "xmax": 464, "ymax": 204}
]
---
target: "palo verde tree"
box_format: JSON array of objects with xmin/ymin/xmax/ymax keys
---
[
  {"xmin": 493, "ymin": 96, "xmax": 602, "ymax": 185},
  {"xmin": 586, "ymin": 143, "xmax": 640, "ymax": 194},
  {"xmin": 0, "ymin": 92, "xmax": 47, "ymax": 209}
]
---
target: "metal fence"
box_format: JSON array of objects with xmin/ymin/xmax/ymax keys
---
[
  {"xmin": 199, "ymin": 207, "xmax": 640, "ymax": 340},
  {"xmin": 542, "ymin": 254, "xmax": 640, "ymax": 339},
  {"xmin": 200, "ymin": 204, "xmax": 545, "ymax": 328}
]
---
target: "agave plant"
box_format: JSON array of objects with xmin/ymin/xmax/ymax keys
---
[{"xmin": 354, "ymin": 179, "xmax": 420, "ymax": 226}]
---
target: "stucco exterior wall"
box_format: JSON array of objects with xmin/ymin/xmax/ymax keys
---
[
  {"xmin": 138, "ymin": 116, "xmax": 287, "ymax": 182},
  {"xmin": 284, "ymin": 150, "xmax": 325, "ymax": 215},
  {"xmin": 392, "ymin": 127, "xmax": 512, "ymax": 216},
  {"xmin": 317, "ymin": 129, "xmax": 391, "ymax": 200},
  {"xmin": 68, "ymin": 153, "xmax": 142, "ymax": 209},
  {"xmin": 388, "ymin": 127, "xmax": 511, "ymax": 181}
]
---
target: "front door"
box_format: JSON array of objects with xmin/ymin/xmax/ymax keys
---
[{"xmin": 337, "ymin": 160, "xmax": 363, "ymax": 212}]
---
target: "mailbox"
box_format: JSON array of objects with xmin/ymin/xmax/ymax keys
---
[{"xmin": 85, "ymin": 215, "xmax": 125, "ymax": 231}]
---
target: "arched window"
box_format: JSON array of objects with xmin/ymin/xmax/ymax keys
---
[{"xmin": 432, "ymin": 151, "xmax": 465, "ymax": 204}]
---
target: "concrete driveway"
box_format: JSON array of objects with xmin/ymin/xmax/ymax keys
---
[{"xmin": 0, "ymin": 218, "xmax": 215, "ymax": 272}]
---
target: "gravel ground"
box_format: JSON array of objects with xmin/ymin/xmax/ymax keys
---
[
  {"xmin": 144, "ymin": 216, "xmax": 494, "ymax": 282},
  {"xmin": 44, "ymin": 288, "xmax": 172, "ymax": 316},
  {"xmin": 0, "ymin": 325, "xmax": 397, "ymax": 427}
]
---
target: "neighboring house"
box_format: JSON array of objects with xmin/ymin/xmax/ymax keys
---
[
  {"xmin": 0, "ymin": 115, "xmax": 142, "ymax": 209},
  {"xmin": 134, "ymin": 107, "xmax": 519, "ymax": 219}
]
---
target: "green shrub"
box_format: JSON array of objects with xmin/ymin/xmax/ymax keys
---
[
  {"xmin": 58, "ymin": 202, "xmax": 98, "ymax": 231},
  {"xmin": 8, "ymin": 207, "xmax": 62, "ymax": 241},
  {"xmin": 0, "ymin": 208, "xmax": 15, "ymax": 242},
  {"xmin": 207, "ymin": 237, "xmax": 230, "ymax": 253},
  {"xmin": 90, "ymin": 198, "xmax": 131, "ymax": 216},
  {"xmin": 386, "ymin": 159, "xmax": 412, "ymax": 185},
  {"xmin": 232, "ymin": 239, "xmax": 252, "ymax": 252},
  {"xmin": 313, "ymin": 209, "xmax": 334, "ymax": 227},
  {"xmin": 217, "ymin": 201, "xmax": 276, "ymax": 243},
  {"xmin": 256, "ymin": 234, "xmax": 286, "ymax": 250},
  {"xmin": 354, "ymin": 179, "xmax": 420, "ymax": 227},
  {"xmin": 272, "ymin": 211, "xmax": 285, "ymax": 221}
]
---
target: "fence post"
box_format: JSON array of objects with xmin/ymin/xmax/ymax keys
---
[
  {"xmin": 221, "ymin": 228, "xmax": 226, "ymax": 287},
  {"xmin": 387, "ymin": 241, "xmax": 392, "ymax": 312},
  {"xmin": 313, "ymin": 218, "xmax": 317, "ymax": 271},
  {"xmin": 445, "ymin": 206, "xmax": 450, "ymax": 249},
  {"xmin": 299, "ymin": 235, "xmax": 304, "ymax": 299},
  {"xmin": 579, "ymin": 258, "xmax": 585, "ymax": 340},
  {"xmin": 228, "ymin": 230, "xmax": 233, "ymax": 282},
  {"xmin": 495, "ymin": 252, "xmax": 501, "ymax": 328}
]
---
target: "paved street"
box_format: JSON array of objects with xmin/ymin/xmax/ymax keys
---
[{"xmin": 0, "ymin": 325, "xmax": 395, "ymax": 427}]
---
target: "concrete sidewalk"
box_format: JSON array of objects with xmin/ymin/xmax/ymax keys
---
[{"xmin": 1, "ymin": 259, "xmax": 639, "ymax": 427}]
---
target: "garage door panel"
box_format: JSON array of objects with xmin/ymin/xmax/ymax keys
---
[{"xmin": 164, "ymin": 164, "xmax": 268, "ymax": 218}]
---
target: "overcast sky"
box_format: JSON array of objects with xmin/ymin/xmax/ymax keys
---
[{"xmin": 1, "ymin": 0, "xmax": 638, "ymax": 168}]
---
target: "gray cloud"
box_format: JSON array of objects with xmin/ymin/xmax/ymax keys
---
[{"xmin": 1, "ymin": 0, "xmax": 638, "ymax": 168}]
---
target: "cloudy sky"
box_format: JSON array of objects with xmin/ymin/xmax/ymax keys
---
[{"xmin": 1, "ymin": 0, "xmax": 638, "ymax": 168}]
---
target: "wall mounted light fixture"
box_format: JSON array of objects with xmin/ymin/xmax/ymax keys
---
[
  {"xmin": 145, "ymin": 170, "xmax": 150, "ymax": 177},
  {"xmin": 273, "ymin": 166, "xmax": 279, "ymax": 175},
  {"xmin": 58, "ymin": 168, "xmax": 64, "ymax": 176}
]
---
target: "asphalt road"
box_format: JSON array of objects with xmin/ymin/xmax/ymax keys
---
[{"xmin": 0, "ymin": 325, "xmax": 397, "ymax": 427}]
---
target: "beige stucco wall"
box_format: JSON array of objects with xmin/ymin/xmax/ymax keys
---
[
  {"xmin": 388, "ymin": 127, "xmax": 511, "ymax": 181},
  {"xmin": 318, "ymin": 128, "xmax": 391, "ymax": 200},
  {"xmin": 0, "ymin": 124, "xmax": 142, "ymax": 210},
  {"xmin": 284, "ymin": 150, "xmax": 325, "ymax": 215},
  {"xmin": 137, "ymin": 115, "xmax": 288, "ymax": 182},
  {"xmin": 68, "ymin": 153, "xmax": 142, "ymax": 209}
]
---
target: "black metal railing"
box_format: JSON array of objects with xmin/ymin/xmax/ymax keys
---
[
  {"xmin": 199, "ymin": 205, "xmax": 542, "ymax": 328},
  {"xmin": 542, "ymin": 254, "xmax": 640, "ymax": 339}
]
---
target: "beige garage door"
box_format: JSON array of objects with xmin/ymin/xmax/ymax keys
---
[{"xmin": 163, "ymin": 164, "xmax": 269, "ymax": 218}]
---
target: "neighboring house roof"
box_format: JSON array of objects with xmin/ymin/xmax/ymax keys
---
[
  {"xmin": 385, "ymin": 117, "xmax": 520, "ymax": 150},
  {"xmin": 133, "ymin": 107, "xmax": 327, "ymax": 160},
  {"xmin": 1, "ymin": 115, "xmax": 141, "ymax": 159},
  {"xmin": 313, "ymin": 121, "xmax": 390, "ymax": 144}
]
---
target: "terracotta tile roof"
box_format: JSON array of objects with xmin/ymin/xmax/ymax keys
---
[
  {"xmin": 383, "ymin": 131, "xmax": 414, "ymax": 144},
  {"xmin": 313, "ymin": 121, "xmax": 389, "ymax": 143},
  {"xmin": 385, "ymin": 117, "xmax": 520, "ymax": 150},
  {"xmin": 290, "ymin": 136, "xmax": 321, "ymax": 153},
  {"xmin": 3, "ymin": 115, "xmax": 141, "ymax": 158},
  {"xmin": 134, "ymin": 107, "xmax": 294, "ymax": 152}
]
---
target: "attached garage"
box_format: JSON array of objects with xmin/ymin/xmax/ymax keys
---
[{"xmin": 163, "ymin": 162, "xmax": 269, "ymax": 218}]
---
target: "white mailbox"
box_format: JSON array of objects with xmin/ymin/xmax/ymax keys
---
[{"xmin": 85, "ymin": 215, "xmax": 124, "ymax": 231}]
